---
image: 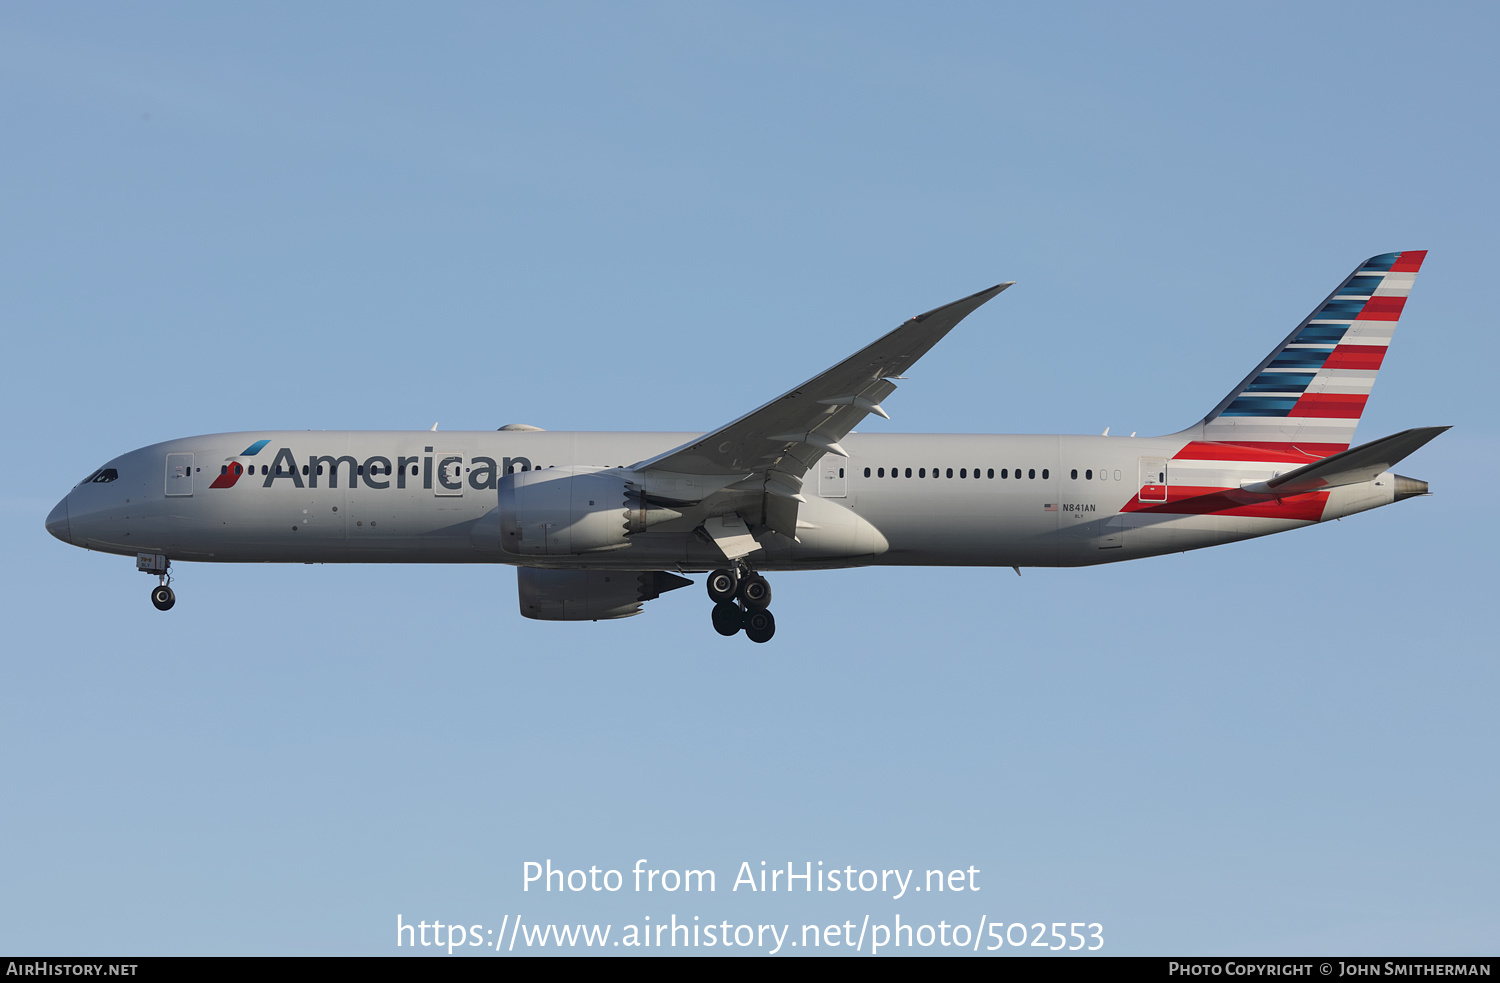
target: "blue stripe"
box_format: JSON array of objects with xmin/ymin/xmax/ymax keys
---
[
  {"xmin": 1336, "ymin": 274, "xmax": 1384, "ymax": 297},
  {"xmin": 240, "ymin": 439, "xmax": 271, "ymax": 456},
  {"xmin": 1245, "ymin": 372, "xmax": 1315, "ymax": 393},
  {"xmin": 1221, "ymin": 396, "xmax": 1299, "ymax": 417},
  {"xmin": 1295, "ymin": 325, "xmax": 1349, "ymax": 344},
  {"xmin": 1360, "ymin": 253, "xmax": 1399, "ymax": 272},
  {"xmin": 1269, "ymin": 349, "xmax": 1333, "ymax": 369},
  {"xmin": 1317, "ymin": 299, "xmax": 1367, "ymax": 318}
]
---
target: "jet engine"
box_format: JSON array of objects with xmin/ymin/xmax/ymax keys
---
[
  {"xmin": 517, "ymin": 568, "xmax": 693, "ymax": 621},
  {"xmin": 496, "ymin": 466, "xmax": 681, "ymax": 556}
]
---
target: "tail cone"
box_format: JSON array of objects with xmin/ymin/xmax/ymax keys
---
[{"xmin": 1394, "ymin": 474, "xmax": 1429, "ymax": 501}]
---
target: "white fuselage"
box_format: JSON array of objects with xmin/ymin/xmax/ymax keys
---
[{"xmin": 51, "ymin": 429, "xmax": 1401, "ymax": 573}]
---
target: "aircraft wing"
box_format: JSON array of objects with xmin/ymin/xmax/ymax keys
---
[{"xmin": 631, "ymin": 282, "xmax": 1012, "ymax": 545}]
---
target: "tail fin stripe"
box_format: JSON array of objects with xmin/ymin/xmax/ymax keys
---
[
  {"xmin": 1296, "ymin": 325, "xmax": 1351, "ymax": 343},
  {"xmin": 1318, "ymin": 299, "xmax": 1368, "ymax": 318},
  {"xmin": 1374, "ymin": 272, "xmax": 1417, "ymax": 296},
  {"xmin": 1323, "ymin": 347, "xmax": 1387, "ymax": 370},
  {"xmin": 1288, "ymin": 394, "xmax": 1368, "ymax": 418},
  {"xmin": 1245, "ymin": 373, "xmax": 1316, "ymax": 393},
  {"xmin": 1360, "ymin": 253, "xmax": 1401, "ymax": 272},
  {"xmin": 1356, "ymin": 296, "xmax": 1406, "ymax": 320},
  {"xmin": 1336, "ymin": 275, "xmax": 1385, "ymax": 296},
  {"xmin": 1388, "ymin": 250, "xmax": 1427, "ymax": 273},
  {"xmin": 1221, "ymin": 397, "xmax": 1299, "ymax": 416},
  {"xmin": 1270, "ymin": 349, "xmax": 1336, "ymax": 369}
]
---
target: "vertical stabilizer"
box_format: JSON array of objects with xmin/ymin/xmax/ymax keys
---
[{"xmin": 1180, "ymin": 251, "xmax": 1426, "ymax": 457}]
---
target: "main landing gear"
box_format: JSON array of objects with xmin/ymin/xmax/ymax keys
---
[
  {"xmin": 706, "ymin": 564, "xmax": 775, "ymax": 643},
  {"xmin": 138, "ymin": 553, "xmax": 175, "ymax": 611}
]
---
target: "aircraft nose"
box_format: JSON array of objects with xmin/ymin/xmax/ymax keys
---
[{"xmin": 45, "ymin": 497, "xmax": 72, "ymax": 544}]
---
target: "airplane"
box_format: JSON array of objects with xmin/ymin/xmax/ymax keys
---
[{"xmin": 46, "ymin": 251, "xmax": 1445, "ymax": 643}]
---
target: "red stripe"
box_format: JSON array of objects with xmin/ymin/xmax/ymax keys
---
[
  {"xmin": 1288, "ymin": 393, "xmax": 1368, "ymax": 419},
  {"xmin": 1389, "ymin": 250, "xmax": 1427, "ymax": 273},
  {"xmin": 1120, "ymin": 485, "xmax": 1329, "ymax": 521},
  {"xmin": 1322, "ymin": 345, "xmax": 1387, "ymax": 370},
  {"xmin": 1356, "ymin": 296, "xmax": 1405, "ymax": 320},
  {"xmin": 1172, "ymin": 441, "xmax": 1320, "ymax": 464},
  {"xmin": 1210, "ymin": 440, "xmax": 1350, "ymax": 456}
]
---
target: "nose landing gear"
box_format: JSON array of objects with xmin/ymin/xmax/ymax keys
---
[
  {"xmin": 705, "ymin": 564, "xmax": 775, "ymax": 643},
  {"xmin": 138, "ymin": 553, "xmax": 175, "ymax": 611}
]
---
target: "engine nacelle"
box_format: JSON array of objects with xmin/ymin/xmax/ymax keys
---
[
  {"xmin": 496, "ymin": 466, "xmax": 680, "ymax": 556},
  {"xmin": 517, "ymin": 568, "xmax": 693, "ymax": 621}
]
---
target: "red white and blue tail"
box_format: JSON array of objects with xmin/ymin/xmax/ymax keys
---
[{"xmin": 1180, "ymin": 251, "xmax": 1426, "ymax": 457}]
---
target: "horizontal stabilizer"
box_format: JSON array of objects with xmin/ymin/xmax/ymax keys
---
[{"xmin": 1240, "ymin": 426, "xmax": 1449, "ymax": 495}]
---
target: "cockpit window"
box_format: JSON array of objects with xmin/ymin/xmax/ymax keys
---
[
  {"xmin": 79, "ymin": 470, "xmax": 101, "ymax": 485},
  {"xmin": 89, "ymin": 469, "xmax": 118, "ymax": 484}
]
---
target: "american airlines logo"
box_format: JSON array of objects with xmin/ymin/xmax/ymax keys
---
[
  {"xmin": 208, "ymin": 439, "xmax": 270, "ymax": 489},
  {"xmin": 209, "ymin": 441, "xmax": 534, "ymax": 492}
]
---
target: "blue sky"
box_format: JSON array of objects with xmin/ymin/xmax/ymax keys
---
[{"xmin": 3, "ymin": 2, "xmax": 1495, "ymax": 956}]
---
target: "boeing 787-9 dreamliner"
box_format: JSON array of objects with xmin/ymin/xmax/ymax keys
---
[{"xmin": 47, "ymin": 252, "xmax": 1444, "ymax": 642}]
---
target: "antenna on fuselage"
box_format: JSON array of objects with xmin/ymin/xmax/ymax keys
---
[{"xmin": 430, "ymin": 422, "xmax": 439, "ymax": 431}]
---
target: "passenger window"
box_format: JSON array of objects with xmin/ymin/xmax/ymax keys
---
[
  {"xmin": 864, "ymin": 467, "xmax": 871, "ymax": 477},
  {"xmin": 1086, "ymin": 469, "xmax": 1093, "ymax": 480},
  {"xmin": 1042, "ymin": 469, "xmax": 1049, "ymax": 479},
  {"xmin": 905, "ymin": 468, "xmax": 912, "ymax": 478},
  {"xmin": 946, "ymin": 468, "xmax": 953, "ymax": 478},
  {"xmin": 960, "ymin": 468, "xmax": 967, "ymax": 478},
  {"xmin": 1029, "ymin": 469, "xmax": 1036, "ymax": 479},
  {"xmin": 1071, "ymin": 469, "xmax": 1077, "ymax": 479},
  {"xmin": 878, "ymin": 468, "xmax": 885, "ymax": 477},
  {"xmin": 919, "ymin": 468, "xmax": 926, "ymax": 478},
  {"xmin": 987, "ymin": 469, "xmax": 994, "ymax": 479}
]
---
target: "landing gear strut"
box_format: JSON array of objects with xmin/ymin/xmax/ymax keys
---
[
  {"xmin": 138, "ymin": 553, "xmax": 175, "ymax": 611},
  {"xmin": 706, "ymin": 563, "xmax": 775, "ymax": 643}
]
